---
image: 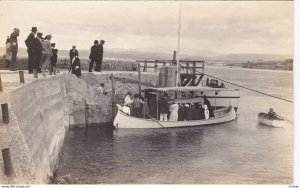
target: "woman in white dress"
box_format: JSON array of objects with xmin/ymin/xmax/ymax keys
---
[
  {"xmin": 169, "ymin": 102, "xmax": 179, "ymax": 121},
  {"xmin": 203, "ymin": 104, "xmax": 210, "ymax": 119}
]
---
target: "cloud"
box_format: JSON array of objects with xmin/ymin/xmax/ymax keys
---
[{"xmin": 0, "ymin": 1, "xmax": 293, "ymax": 54}]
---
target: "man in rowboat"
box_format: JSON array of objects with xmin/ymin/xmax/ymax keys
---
[{"xmin": 268, "ymin": 108, "xmax": 282, "ymax": 120}]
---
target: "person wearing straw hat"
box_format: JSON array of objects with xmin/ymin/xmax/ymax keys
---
[
  {"xmin": 40, "ymin": 34, "xmax": 52, "ymax": 77},
  {"xmin": 25, "ymin": 27, "xmax": 37, "ymax": 74}
]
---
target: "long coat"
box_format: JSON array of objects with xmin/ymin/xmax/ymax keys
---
[
  {"xmin": 25, "ymin": 33, "xmax": 35, "ymax": 51},
  {"xmin": 71, "ymin": 57, "xmax": 81, "ymax": 77},
  {"xmin": 89, "ymin": 45, "xmax": 100, "ymax": 60},
  {"xmin": 33, "ymin": 38, "xmax": 43, "ymax": 69},
  {"xmin": 98, "ymin": 44, "xmax": 104, "ymax": 61}
]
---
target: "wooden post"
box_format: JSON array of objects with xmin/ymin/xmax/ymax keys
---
[
  {"xmin": 154, "ymin": 60, "xmax": 158, "ymax": 72},
  {"xmin": 85, "ymin": 100, "xmax": 88, "ymax": 125},
  {"xmin": 138, "ymin": 63, "xmax": 141, "ymax": 96},
  {"xmin": 186, "ymin": 62, "xmax": 189, "ymax": 74},
  {"xmin": 19, "ymin": 70, "xmax": 25, "ymax": 83},
  {"xmin": 163, "ymin": 62, "xmax": 166, "ymax": 66},
  {"xmin": 192, "ymin": 62, "xmax": 196, "ymax": 86},
  {"xmin": 2, "ymin": 148, "xmax": 13, "ymax": 176},
  {"xmin": 111, "ymin": 74, "xmax": 116, "ymax": 120},
  {"xmin": 172, "ymin": 51, "xmax": 177, "ymax": 65},
  {"xmin": 144, "ymin": 61, "xmax": 147, "ymax": 72},
  {"xmin": 1, "ymin": 103, "xmax": 9, "ymax": 124},
  {"xmin": 0, "ymin": 75, "xmax": 3, "ymax": 92}
]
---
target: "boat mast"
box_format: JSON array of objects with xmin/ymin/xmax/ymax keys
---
[{"xmin": 176, "ymin": 1, "xmax": 182, "ymax": 87}]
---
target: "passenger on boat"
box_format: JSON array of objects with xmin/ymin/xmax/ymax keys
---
[
  {"xmin": 124, "ymin": 91, "xmax": 133, "ymax": 107},
  {"xmin": 142, "ymin": 98, "xmax": 150, "ymax": 118},
  {"xmin": 193, "ymin": 103, "xmax": 205, "ymax": 120},
  {"xmin": 185, "ymin": 104, "xmax": 194, "ymax": 120},
  {"xmin": 131, "ymin": 94, "xmax": 145, "ymax": 118},
  {"xmin": 169, "ymin": 101, "xmax": 179, "ymax": 121},
  {"xmin": 203, "ymin": 95, "xmax": 214, "ymax": 117},
  {"xmin": 220, "ymin": 83, "xmax": 225, "ymax": 88},
  {"xmin": 116, "ymin": 104, "xmax": 130, "ymax": 115},
  {"xmin": 178, "ymin": 104, "xmax": 187, "ymax": 121},
  {"xmin": 158, "ymin": 93, "xmax": 169, "ymax": 121},
  {"xmin": 122, "ymin": 105, "xmax": 131, "ymax": 115},
  {"xmin": 203, "ymin": 104, "xmax": 209, "ymax": 119}
]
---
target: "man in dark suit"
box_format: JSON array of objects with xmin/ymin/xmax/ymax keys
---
[
  {"xmin": 33, "ymin": 32, "xmax": 43, "ymax": 78},
  {"xmin": 96, "ymin": 39, "xmax": 105, "ymax": 72},
  {"xmin": 10, "ymin": 28, "xmax": 19, "ymax": 71},
  {"xmin": 25, "ymin": 27, "xmax": 37, "ymax": 74},
  {"xmin": 89, "ymin": 40, "xmax": 99, "ymax": 72}
]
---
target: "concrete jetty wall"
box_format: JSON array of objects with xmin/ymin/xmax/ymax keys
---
[
  {"xmin": 8, "ymin": 75, "xmax": 69, "ymax": 183},
  {"xmin": 1, "ymin": 71, "xmax": 159, "ymax": 183}
]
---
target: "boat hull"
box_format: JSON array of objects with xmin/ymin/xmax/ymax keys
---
[
  {"xmin": 113, "ymin": 106, "xmax": 237, "ymax": 129},
  {"xmin": 258, "ymin": 113, "xmax": 285, "ymax": 128}
]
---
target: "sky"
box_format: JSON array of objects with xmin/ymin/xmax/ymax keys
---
[{"xmin": 0, "ymin": 1, "xmax": 293, "ymax": 55}]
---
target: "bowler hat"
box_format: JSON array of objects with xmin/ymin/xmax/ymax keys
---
[
  {"xmin": 31, "ymin": 27, "xmax": 37, "ymax": 32},
  {"xmin": 94, "ymin": 40, "xmax": 99, "ymax": 44},
  {"xmin": 51, "ymin": 43, "xmax": 56, "ymax": 47},
  {"xmin": 100, "ymin": 40, "xmax": 105, "ymax": 43}
]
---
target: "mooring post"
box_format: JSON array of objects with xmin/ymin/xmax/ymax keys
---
[
  {"xmin": 192, "ymin": 62, "xmax": 196, "ymax": 86},
  {"xmin": 19, "ymin": 70, "xmax": 25, "ymax": 83},
  {"xmin": 144, "ymin": 61, "xmax": 147, "ymax": 72},
  {"xmin": 138, "ymin": 63, "xmax": 141, "ymax": 96},
  {"xmin": 1, "ymin": 103, "xmax": 9, "ymax": 124},
  {"xmin": 172, "ymin": 50, "xmax": 177, "ymax": 65},
  {"xmin": 186, "ymin": 62, "xmax": 189, "ymax": 74},
  {"xmin": 154, "ymin": 60, "xmax": 158, "ymax": 72},
  {"xmin": 111, "ymin": 74, "xmax": 116, "ymax": 120},
  {"xmin": 2, "ymin": 148, "xmax": 13, "ymax": 176},
  {"xmin": 0, "ymin": 75, "xmax": 3, "ymax": 92}
]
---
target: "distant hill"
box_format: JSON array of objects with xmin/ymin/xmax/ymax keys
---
[
  {"xmin": 0, "ymin": 47, "xmax": 292, "ymax": 63},
  {"xmin": 208, "ymin": 53, "xmax": 293, "ymax": 63}
]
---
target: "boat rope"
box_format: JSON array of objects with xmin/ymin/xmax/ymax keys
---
[{"xmin": 202, "ymin": 72, "xmax": 293, "ymax": 103}]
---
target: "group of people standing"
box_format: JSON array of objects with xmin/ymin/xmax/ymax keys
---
[
  {"xmin": 4, "ymin": 26, "xmax": 106, "ymax": 78},
  {"xmin": 25, "ymin": 27, "xmax": 58, "ymax": 78},
  {"xmin": 89, "ymin": 40, "xmax": 105, "ymax": 72},
  {"xmin": 158, "ymin": 94, "xmax": 213, "ymax": 122}
]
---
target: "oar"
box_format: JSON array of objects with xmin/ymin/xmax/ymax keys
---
[
  {"xmin": 277, "ymin": 115, "xmax": 293, "ymax": 124},
  {"xmin": 145, "ymin": 113, "xmax": 167, "ymax": 129}
]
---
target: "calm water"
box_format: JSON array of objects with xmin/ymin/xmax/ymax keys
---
[{"xmin": 57, "ymin": 66, "xmax": 293, "ymax": 184}]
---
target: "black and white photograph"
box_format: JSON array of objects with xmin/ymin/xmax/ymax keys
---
[{"xmin": 0, "ymin": 0, "xmax": 297, "ymax": 186}]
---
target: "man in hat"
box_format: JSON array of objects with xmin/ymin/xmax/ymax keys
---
[
  {"xmin": 25, "ymin": 27, "xmax": 37, "ymax": 73},
  {"xmin": 96, "ymin": 39, "xmax": 105, "ymax": 72},
  {"xmin": 89, "ymin": 40, "xmax": 99, "ymax": 72},
  {"xmin": 33, "ymin": 32, "xmax": 43, "ymax": 78},
  {"xmin": 10, "ymin": 28, "xmax": 19, "ymax": 71}
]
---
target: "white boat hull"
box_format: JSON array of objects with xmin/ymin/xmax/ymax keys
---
[
  {"xmin": 113, "ymin": 106, "xmax": 237, "ymax": 129},
  {"xmin": 258, "ymin": 113, "xmax": 285, "ymax": 128}
]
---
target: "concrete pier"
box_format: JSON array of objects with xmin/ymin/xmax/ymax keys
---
[{"xmin": 0, "ymin": 70, "xmax": 158, "ymax": 183}]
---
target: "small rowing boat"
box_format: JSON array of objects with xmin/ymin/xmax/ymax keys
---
[
  {"xmin": 113, "ymin": 106, "xmax": 236, "ymax": 129},
  {"xmin": 257, "ymin": 112, "xmax": 285, "ymax": 128}
]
